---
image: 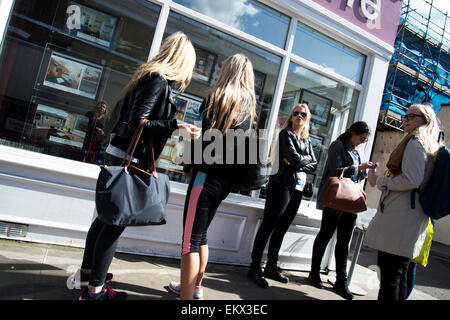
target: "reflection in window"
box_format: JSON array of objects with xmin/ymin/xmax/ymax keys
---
[
  {"xmin": 267, "ymin": 62, "xmax": 359, "ymax": 200},
  {"xmin": 157, "ymin": 11, "xmax": 282, "ymax": 184},
  {"xmin": 0, "ymin": 0, "xmax": 160, "ymax": 163},
  {"xmin": 293, "ymin": 23, "xmax": 365, "ymax": 82},
  {"xmin": 173, "ymin": 0, "xmax": 290, "ymax": 48}
]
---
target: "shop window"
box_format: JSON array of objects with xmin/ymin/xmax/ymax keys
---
[
  {"xmin": 173, "ymin": 0, "xmax": 290, "ymax": 49},
  {"xmin": 265, "ymin": 62, "xmax": 360, "ymax": 201},
  {"xmin": 293, "ymin": 23, "xmax": 366, "ymax": 83},
  {"xmin": 0, "ymin": 0, "xmax": 160, "ymax": 164},
  {"xmin": 157, "ymin": 11, "xmax": 282, "ymax": 184}
]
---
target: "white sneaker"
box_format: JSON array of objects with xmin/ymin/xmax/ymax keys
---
[{"xmin": 168, "ymin": 281, "xmax": 203, "ymax": 299}]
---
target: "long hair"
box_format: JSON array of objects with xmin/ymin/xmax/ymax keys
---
[
  {"xmin": 203, "ymin": 54, "xmax": 256, "ymax": 134},
  {"xmin": 409, "ymin": 104, "xmax": 442, "ymax": 158},
  {"xmin": 121, "ymin": 31, "xmax": 196, "ymax": 97},
  {"xmin": 281, "ymin": 103, "xmax": 311, "ymax": 140},
  {"xmin": 337, "ymin": 121, "xmax": 370, "ymax": 144}
]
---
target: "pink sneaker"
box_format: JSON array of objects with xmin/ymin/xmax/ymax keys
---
[{"xmin": 168, "ymin": 281, "xmax": 203, "ymax": 299}]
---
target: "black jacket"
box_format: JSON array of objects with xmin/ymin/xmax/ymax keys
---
[
  {"xmin": 184, "ymin": 102, "xmax": 265, "ymax": 190},
  {"xmin": 270, "ymin": 129, "xmax": 317, "ymax": 189},
  {"xmin": 110, "ymin": 73, "xmax": 178, "ymax": 169}
]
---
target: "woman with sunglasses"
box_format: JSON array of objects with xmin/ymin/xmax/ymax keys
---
[
  {"xmin": 307, "ymin": 121, "xmax": 377, "ymax": 300},
  {"xmin": 248, "ymin": 103, "xmax": 317, "ymax": 288},
  {"xmin": 364, "ymin": 104, "xmax": 442, "ymax": 300}
]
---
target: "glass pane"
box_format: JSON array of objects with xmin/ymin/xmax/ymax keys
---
[
  {"xmin": 264, "ymin": 62, "xmax": 359, "ymax": 201},
  {"xmin": 173, "ymin": 0, "xmax": 290, "ymax": 48},
  {"xmin": 157, "ymin": 10, "xmax": 282, "ymax": 184},
  {"xmin": 293, "ymin": 23, "xmax": 365, "ymax": 82},
  {"xmin": 0, "ymin": 0, "xmax": 160, "ymax": 164}
]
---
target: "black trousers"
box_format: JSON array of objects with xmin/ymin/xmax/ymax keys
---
[
  {"xmin": 377, "ymin": 250, "xmax": 410, "ymax": 301},
  {"xmin": 310, "ymin": 207, "xmax": 356, "ymax": 282},
  {"xmin": 80, "ymin": 153, "xmax": 126, "ymax": 287},
  {"xmin": 251, "ymin": 180, "xmax": 303, "ymax": 269}
]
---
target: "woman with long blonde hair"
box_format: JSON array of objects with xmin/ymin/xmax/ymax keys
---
[
  {"xmin": 365, "ymin": 104, "xmax": 443, "ymax": 300},
  {"xmin": 248, "ymin": 103, "xmax": 317, "ymax": 288},
  {"xmin": 78, "ymin": 31, "xmax": 200, "ymax": 300},
  {"xmin": 167, "ymin": 54, "xmax": 258, "ymax": 300},
  {"xmin": 202, "ymin": 54, "xmax": 256, "ymax": 133}
]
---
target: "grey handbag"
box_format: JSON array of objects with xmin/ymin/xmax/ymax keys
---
[{"xmin": 95, "ymin": 119, "xmax": 170, "ymax": 226}]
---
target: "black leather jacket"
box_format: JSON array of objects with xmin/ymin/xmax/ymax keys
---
[
  {"xmin": 270, "ymin": 129, "xmax": 317, "ymax": 188},
  {"xmin": 110, "ymin": 73, "xmax": 178, "ymax": 169}
]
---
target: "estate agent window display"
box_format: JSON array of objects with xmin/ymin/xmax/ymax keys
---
[{"xmin": 0, "ymin": 0, "xmax": 160, "ymax": 163}]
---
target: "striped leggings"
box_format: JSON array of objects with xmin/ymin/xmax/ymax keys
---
[{"xmin": 181, "ymin": 169, "xmax": 235, "ymax": 255}]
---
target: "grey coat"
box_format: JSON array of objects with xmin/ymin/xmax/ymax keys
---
[
  {"xmin": 316, "ymin": 139, "xmax": 367, "ymax": 210},
  {"xmin": 364, "ymin": 137, "xmax": 433, "ymax": 259}
]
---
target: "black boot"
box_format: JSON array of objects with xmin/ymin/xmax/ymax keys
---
[
  {"xmin": 247, "ymin": 267, "xmax": 269, "ymax": 288},
  {"xmin": 333, "ymin": 280, "xmax": 354, "ymax": 300},
  {"xmin": 264, "ymin": 266, "xmax": 289, "ymax": 284},
  {"xmin": 307, "ymin": 271, "xmax": 323, "ymax": 289}
]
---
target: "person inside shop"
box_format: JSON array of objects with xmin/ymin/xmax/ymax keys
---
[
  {"xmin": 76, "ymin": 31, "xmax": 200, "ymax": 300},
  {"xmin": 85, "ymin": 100, "xmax": 107, "ymax": 165},
  {"xmin": 248, "ymin": 103, "xmax": 317, "ymax": 288},
  {"xmin": 167, "ymin": 54, "xmax": 260, "ymax": 300},
  {"xmin": 307, "ymin": 121, "xmax": 377, "ymax": 300},
  {"xmin": 364, "ymin": 104, "xmax": 442, "ymax": 301}
]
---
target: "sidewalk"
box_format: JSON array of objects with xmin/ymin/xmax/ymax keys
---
[{"xmin": 0, "ymin": 239, "xmax": 438, "ymax": 300}]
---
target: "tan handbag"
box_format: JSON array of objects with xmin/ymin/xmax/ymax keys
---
[{"xmin": 322, "ymin": 170, "xmax": 367, "ymax": 213}]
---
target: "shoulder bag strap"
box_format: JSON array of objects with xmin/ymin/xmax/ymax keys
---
[{"xmin": 120, "ymin": 119, "xmax": 148, "ymax": 167}]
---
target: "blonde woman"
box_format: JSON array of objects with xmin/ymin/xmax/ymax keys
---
[
  {"xmin": 365, "ymin": 104, "xmax": 442, "ymax": 300},
  {"xmin": 78, "ymin": 31, "xmax": 199, "ymax": 300},
  {"xmin": 168, "ymin": 54, "xmax": 257, "ymax": 300},
  {"xmin": 248, "ymin": 104, "xmax": 317, "ymax": 288}
]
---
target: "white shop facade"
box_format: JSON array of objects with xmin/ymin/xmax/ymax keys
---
[{"xmin": 0, "ymin": 0, "xmax": 401, "ymax": 271}]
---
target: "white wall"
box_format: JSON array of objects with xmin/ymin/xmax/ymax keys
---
[{"xmin": 0, "ymin": 144, "xmax": 326, "ymax": 270}]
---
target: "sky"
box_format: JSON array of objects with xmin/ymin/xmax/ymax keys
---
[{"xmin": 406, "ymin": 0, "xmax": 449, "ymax": 48}]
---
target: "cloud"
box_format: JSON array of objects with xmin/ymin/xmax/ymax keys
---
[
  {"xmin": 188, "ymin": 0, "xmax": 259, "ymax": 29},
  {"xmin": 293, "ymin": 65, "xmax": 337, "ymax": 88}
]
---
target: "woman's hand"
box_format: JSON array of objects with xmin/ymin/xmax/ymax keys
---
[
  {"xmin": 358, "ymin": 161, "xmax": 378, "ymax": 171},
  {"xmin": 178, "ymin": 123, "xmax": 201, "ymax": 140},
  {"xmin": 368, "ymin": 171, "xmax": 378, "ymax": 187},
  {"xmin": 282, "ymin": 157, "xmax": 291, "ymax": 165}
]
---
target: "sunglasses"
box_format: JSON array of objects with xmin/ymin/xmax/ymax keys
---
[
  {"xmin": 293, "ymin": 111, "xmax": 307, "ymax": 118},
  {"xmin": 402, "ymin": 113, "xmax": 424, "ymax": 121}
]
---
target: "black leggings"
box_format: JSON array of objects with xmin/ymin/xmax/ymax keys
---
[
  {"xmin": 310, "ymin": 207, "xmax": 356, "ymax": 282},
  {"xmin": 80, "ymin": 153, "xmax": 126, "ymax": 287},
  {"xmin": 251, "ymin": 180, "xmax": 303, "ymax": 269},
  {"xmin": 182, "ymin": 169, "xmax": 235, "ymax": 255}
]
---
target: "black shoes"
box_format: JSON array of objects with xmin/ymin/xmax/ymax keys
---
[
  {"xmin": 264, "ymin": 266, "xmax": 289, "ymax": 284},
  {"xmin": 247, "ymin": 267, "xmax": 269, "ymax": 288},
  {"xmin": 333, "ymin": 281, "xmax": 354, "ymax": 300},
  {"xmin": 307, "ymin": 272, "xmax": 323, "ymax": 289}
]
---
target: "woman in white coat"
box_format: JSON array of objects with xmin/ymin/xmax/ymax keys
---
[{"xmin": 365, "ymin": 104, "xmax": 442, "ymax": 301}]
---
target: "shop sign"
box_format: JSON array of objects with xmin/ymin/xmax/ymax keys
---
[
  {"xmin": 310, "ymin": 0, "xmax": 403, "ymax": 46},
  {"xmin": 346, "ymin": 0, "xmax": 380, "ymax": 20}
]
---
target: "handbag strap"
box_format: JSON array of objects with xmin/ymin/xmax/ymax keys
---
[
  {"xmin": 145, "ymin": 136, "xmax": 158, "ymax": 178},
  {"xmin": 120, "ymin": 119, "xmax": 147, "ymax": 167},
  {"xmin": 119, "ymin": 119, "xmax": 160, "ymax": 178}
]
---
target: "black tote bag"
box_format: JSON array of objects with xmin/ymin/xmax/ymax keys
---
[{"xmin": 95, "ymin": 120, "xmax": 170, "ymax": 226}]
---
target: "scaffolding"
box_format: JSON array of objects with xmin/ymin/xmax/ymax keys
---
[{"xmin": 378, "ymin": 0, "xmax": 450, "ymax": 131}]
